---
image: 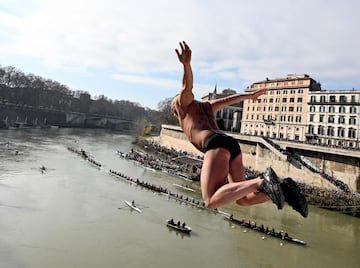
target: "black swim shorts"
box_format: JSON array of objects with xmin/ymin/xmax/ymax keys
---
[{"xmin": 202, "ymin": 133, "xmax": 241, "ymax": 161}]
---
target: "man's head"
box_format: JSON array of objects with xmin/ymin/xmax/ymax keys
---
[{"xmin": 171, "ymin": 94, "xmax": 180, "ymax": 117}]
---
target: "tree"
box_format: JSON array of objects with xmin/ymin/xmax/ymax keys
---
[{"xmin": 157, "ymin": 97, "xmax": 178, "ymax": 125}]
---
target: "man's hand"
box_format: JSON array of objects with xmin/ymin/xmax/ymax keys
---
[
  {"xmin": 251, "ymin": 88, "xmax": 266, "ymax": 99},
  {"xmin": 175, "ymin": 41, "xmax": 192, "ymax": 65}
]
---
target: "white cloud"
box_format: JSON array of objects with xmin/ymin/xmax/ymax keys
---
[{"xmin": 1, "ymin": 0, "xmax": 360, "ymax": 108}]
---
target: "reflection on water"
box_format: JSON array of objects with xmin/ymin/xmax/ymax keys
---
[{"xmin": 0, "ymin": 128, "xmax": 359, "ymax": 268}]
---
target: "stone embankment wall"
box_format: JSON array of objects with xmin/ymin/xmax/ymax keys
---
[{"xmin": 158, "ymin": 125, "xmax": 359, "ymax": 191}]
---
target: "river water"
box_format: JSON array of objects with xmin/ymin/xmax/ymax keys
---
[{"xmin": 0, "ymin": 128, "xmax": 359, "ymax": 268}]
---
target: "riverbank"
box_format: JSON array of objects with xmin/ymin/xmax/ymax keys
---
[{"xmin": 138, "ymin": 137, "xmax": 360, "ymax": 217}]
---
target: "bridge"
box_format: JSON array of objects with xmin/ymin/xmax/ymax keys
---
[{"xmin": 0, "ymin": 102, "xmax": 132, "ymax": 129}]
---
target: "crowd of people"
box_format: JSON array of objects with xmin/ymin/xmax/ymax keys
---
[
  {"xmin": 296, "ymin": 182, "xmax": 360, "ymax": 216},
  {"xmin": 261, "ymin": 136, "xmax": 353, "ymax": 194},
  {"xmin": 117, "ymin": 147, "xmax": 202, "ymax": 181}
]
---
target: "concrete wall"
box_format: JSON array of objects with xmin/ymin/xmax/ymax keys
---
[{"xmin": 159, "ymin": 125, "xmax": 359, "ymax": 191}]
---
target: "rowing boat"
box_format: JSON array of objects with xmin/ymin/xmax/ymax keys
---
[
  {"xmin": 224, "ymin": 215, "xmax": 306, "ymax": 246},
  {"xmin": 166, "ymin": 220, "xmax": 192, "ymax": 234},
  {"xmin": 124, "ymin": 200, "xmax": 142, "ymax": 213}
]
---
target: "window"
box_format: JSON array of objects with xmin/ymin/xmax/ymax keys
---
[
  {"xmin": 338, "ymin": 127, "xmax": 345, "ymax": 137},
  {"xmin": 268, "ymin": 106, "xmax": 273, "ymax": 111},
  {"xmin": 298, "ymin": 89, "xmax": 303, "ymax": 94},
  {"xmin": 297, "ymin": 105, "xmax": 302, "ymax": 112},
  {"xmin": 310, "ymin": 96, "xmax": 316, "ymax": 102},
  {"xmin": 338, "ymin": 116, "xmax": 345, "ymax": 124},
  {"xmin": 289, "ymin": 106, "xmax": 294, "ymax": 112},
  {"xmin": 310, "ymin": 106, "xmax": 315, "ymax": 112},
  {"xmin": 327, "ymin": 127, "xmax": 334, "ymax": 136},
  {"xmin": 308, "ymin": 125, "xmax": 314, "ymax": 134},
  {"xmin": 350, "ymin": 106, "xmax": 357, "ymax": 113},
  {"xmin": 351, "ymin": 95, "xmax": 356, "ymax": 102},
  {"xmin": 229, "ymin": 110, "xmax": 233, "ymax": 120},
  {"xmin": 282, "ymin": 98, "xmax": 287, "ymax": 102},
  {"xmin": 320, "ymin": 95, "xmax": 326, "ymax": 102},
  {"xmin": 328, "ymin": 115, "xmax": 335, "ymax": 123},
  {"xmin": 329, "ymin": 95, "xmax": 336, "ymax": 102},
  {"xmin": 288, "ymin": 115, "xmax": 293, "ymax": 122},
  {"xmin": 319, "ymin": 106, "xmax": 325, "ymax": 112},
  {"xmin": 275, "ymin": 106, "xmax": 279, "ymax": 111},
  {"xmin": 349, "ymin": 116, "xmax": 357, "ymax": 125},
  {"xmin": 297, "ymin": 97, "xmax": 303, "ymax": 103},
  {"xmin": 348, "ymin": 128, "xmax": 356, "ymax": 138},
  {"xmin": 290, "ymin": 97, "xmax": 295, "ymax": 103},
  {"xmin": 309, "ymin": 114, "xmax": 314, "ymax": 122},
  {"xmin": 319, "ymin": 115, "xmax": 324, "ymax": 123},
  {"xmin": 339, "ymin": 95, "xmax": 346, "ymax": 102},
  {"xmin": 329, "ymin": 106, "xmax": 335, "ymax": 113},
  {"xmin": 269, "ymin": 98, "xmax": 273, "ymax": 103},
  {"xmin": 339, "ymin": 106, "xmax": 346, "ymax": 113},
  {"xmin": 276, "ymin": 97, "xmax": 280, "ymax": 103},
  {"xmin": 318, "ymin": 125, "xmax": 325, "ymax": 135},
  {"xmin": 296, "ymin": 115, "xmax": 301, "ymax": 122},
  {"xmin": 281, "ymin": 106, "xmax": 286, "ymax": 112}
]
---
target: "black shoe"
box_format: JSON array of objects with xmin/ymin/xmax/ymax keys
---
[
  {"xmin": 280, "ymin": 177, "xmax": 308, "ymax": 218},
  {"xmin": 259, "ymin": 167, "xmax": 285, "ymax": 209}
]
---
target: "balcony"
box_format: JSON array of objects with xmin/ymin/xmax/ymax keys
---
[{"xmin": 263, "ymin": 119, "xmax": 275, "ymax": 125}]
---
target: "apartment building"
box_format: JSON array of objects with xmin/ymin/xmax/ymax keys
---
[
  {"xmin": 307, "ymin": 90, "xmax": 360, "ymax": 148},
  {"xmin": 202, "ymin": 87, "xmax": 243, "ymax": 132},
  {"xmin": 241, "ymin": 74, "xmax": 321, "ymax": 141}
]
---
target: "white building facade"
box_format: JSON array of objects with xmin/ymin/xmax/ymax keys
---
[{"xmin": 307, "ymin": 90, "xmax": 360, "ymax": 149}]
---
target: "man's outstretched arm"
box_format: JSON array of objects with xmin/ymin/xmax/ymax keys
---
[
  {"xmin": 210, "ymin": 88, "xmax": 266, "ymax": 112},
  {"xmin": 175, "ymin": 41, "xmax": 194, "ymax": 109}
]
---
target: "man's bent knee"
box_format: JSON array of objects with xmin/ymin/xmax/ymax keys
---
[{"xmin": 202, "ymin": 195, "xmax": 219, "ymax": 209}]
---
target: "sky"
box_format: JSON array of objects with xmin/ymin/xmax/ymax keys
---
[{"xmin": 0, "ymin": 0, "xmax": 359, "ymax": 110}]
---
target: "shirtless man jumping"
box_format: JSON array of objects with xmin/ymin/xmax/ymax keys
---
[{"xmin": 171, "ymin": 41, "xmax": 288, "ymax": 210}]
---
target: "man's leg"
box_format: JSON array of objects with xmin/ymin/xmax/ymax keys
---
[
  {"xmin": 200, "ymin": 148, "xmax": 263, "ymax": 209},
  {"xmin": 227, "ymin": 153, "xmax": 270, "ymax": 206}
]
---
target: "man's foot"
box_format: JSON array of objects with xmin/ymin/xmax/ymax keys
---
[
  {"xmin": 280, "ymin": 177, "xmax": 308, "ymax": 218},
  {"xmin": 259, "ymin": 167, "xmax": 285, "ymax": 209}
]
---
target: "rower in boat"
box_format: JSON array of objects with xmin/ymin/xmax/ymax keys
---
[
  {"xmin": 167, "ymin": 219, "xmax": 192, "ymax": 234},
  {"xmin": 40, "ymin": 165, "xmax": 46, "ymax": 174}
]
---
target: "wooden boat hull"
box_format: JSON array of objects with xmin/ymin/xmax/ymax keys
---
[{"xmin": 166, "ymin": 222, "xmax": 192, "ymax": 234}]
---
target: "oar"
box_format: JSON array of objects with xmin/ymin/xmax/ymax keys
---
[{"xmin": 137, "ymin": 205, "xmax": 150, "ymax": 209}]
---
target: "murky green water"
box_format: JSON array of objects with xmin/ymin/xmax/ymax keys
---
[{"xmin": 0, "ymin": 128, "xmax": 359, "ymax": 268}]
